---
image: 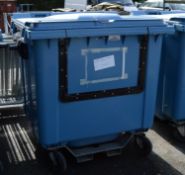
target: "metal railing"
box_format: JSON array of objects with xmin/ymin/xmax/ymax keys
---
[{"xmin": 0, "ymin": 35, "xmax": 24, "ymax": 108}]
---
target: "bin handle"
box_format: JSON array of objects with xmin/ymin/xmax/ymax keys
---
[{"xmin": 95, "ymin": 19, "xmax": 116, "ymax": 24}]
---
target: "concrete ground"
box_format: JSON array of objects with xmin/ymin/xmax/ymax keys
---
[{"xmin": 0, "ymin": 113, "xmax": 185, "ymax": 175}]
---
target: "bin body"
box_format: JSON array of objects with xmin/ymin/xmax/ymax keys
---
[
  {"xmin": 13, "ymin": 12, "xmax": 172, "ymax": 148},
  {"xmin": 156, "ymin": 16, "xmax": 185, "ymax": 122}
]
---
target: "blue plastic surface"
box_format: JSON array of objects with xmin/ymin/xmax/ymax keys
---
[
  {"xmin": 145, "ymin": 10, "xmax": 185, "ymax": 15},
  {"xmin": 156, "ymin": 16, "xmax": 185, "ymax": 122},
  {"xmin": 132, "ymin": 9, "xmax": 185, "ymax": 15},
  {"xmin": 14, "ymin": 12, "xmax": 172, "ymax": 148},
  {"xmin": 11, "ymin": 11, "xmax": 63, "ymax": 19}
]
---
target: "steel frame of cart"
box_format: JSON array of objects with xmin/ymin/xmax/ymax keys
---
[{"xmin": 0, "ymin": 32, "xmax": 24, "ymax": 110}]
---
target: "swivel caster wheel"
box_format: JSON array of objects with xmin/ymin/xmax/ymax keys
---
[
  {"xmin": 48, "ymin": 151, "xmax": 67, "ymax": 174},
  {"xmin": 173, "ymin": 125, "xmax": 185, "ymax": 143},
  {"xmin": 134, "ymin": 134, "xmax": 152, "ymax": 157}
]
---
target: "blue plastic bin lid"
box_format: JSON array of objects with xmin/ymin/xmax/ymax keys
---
[
  {"xmin": 158, "ymin": 15, "xmax": 185, "ymax": 32},
  {"xmin": 13, "ymin": 12, "xmax": 167, "ymax": 28},
  {"xmin": 15, "ymin": 13, "xmax": 165, "ymax": 25},
  {"xmin": 11, "ymin": 11, "xmax": 63, "ymax": 19},
  {"xmin": 147, "ymin": 13, "xmax": 183, "ymax": 21},
  {"xmin": 12, "ymin": 12, "xmax": 174, "ymax": 39},
  {"xmin": 14, "ymin": 13, "xmax": 123, "ymax": 24}
]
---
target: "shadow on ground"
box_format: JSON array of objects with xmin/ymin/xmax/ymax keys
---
[
  {"xmin": 153, "ymin": 118, "xmax": 185, "ymax": 155},
  {"xmin": 0, "ymin": 115, "xmax": 183, "ymax": 175}
]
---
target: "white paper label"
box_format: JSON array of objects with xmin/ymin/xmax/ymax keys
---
[{"xmin": 94, "ymin": 55, "xmax": 115, "ymax": 71}]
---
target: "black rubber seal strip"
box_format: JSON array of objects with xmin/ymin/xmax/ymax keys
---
[{"xmin": 59, "ymin": 35, "xmax": 148, "ymax": 102}]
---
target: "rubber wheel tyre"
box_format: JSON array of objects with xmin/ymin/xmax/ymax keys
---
[
  {"xmin": 48, "ymin": 151, "xmax": 67, "ymax": 174},
  {"xmin": 173, "ymin": 125, "xmax": 185, "ymax": 143},
  {"xmin": 135, "ymin": 135, "xmax": 152, "ymax": 157}
]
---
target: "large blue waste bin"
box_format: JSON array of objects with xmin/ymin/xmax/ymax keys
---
[
  {"xmin": 12, "ymin": 12, "xmax": 173, "ymax": 169},
  {"xmin": 156, "ymin": 16, "xmax": 185, "ymax": 142}
]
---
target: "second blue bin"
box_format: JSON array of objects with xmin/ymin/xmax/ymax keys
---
[{"xmin": 156, "ymin": 15, "xmax": 185, "ymax": 141}]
